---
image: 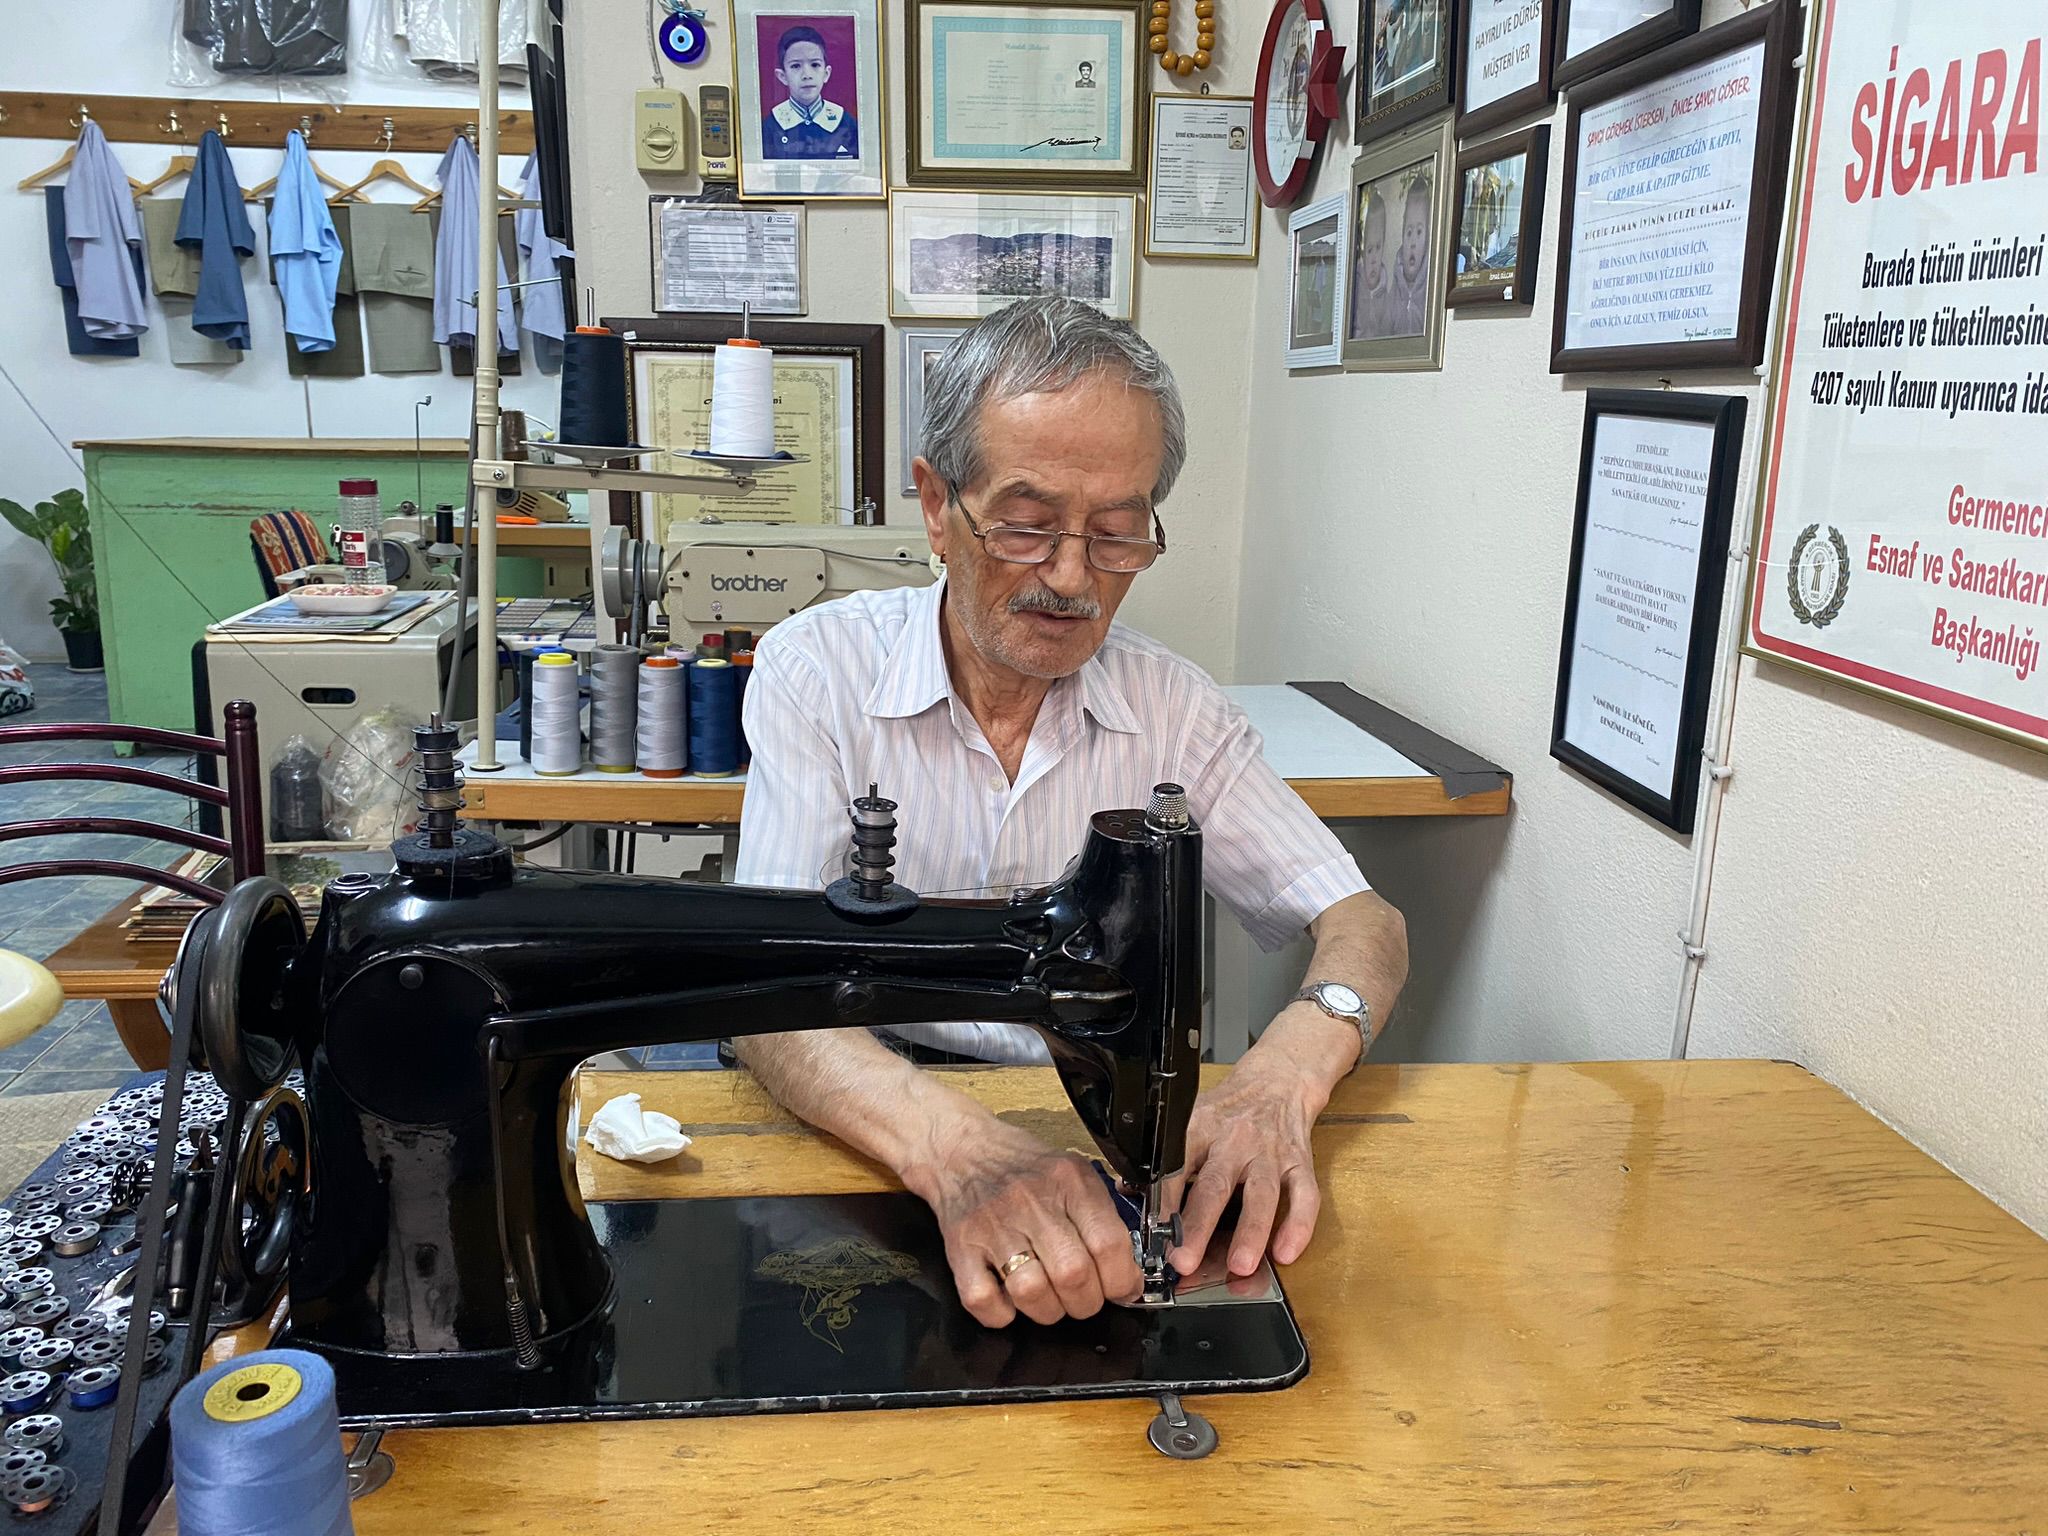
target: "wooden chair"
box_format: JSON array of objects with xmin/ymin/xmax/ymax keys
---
[
  {"xmin": 249, "ymin": 510, "xmax": 331, "ymax": 599},
  {"xmin": 0, "ymin": 700, "xmax": 265, "ymax": 1061}
]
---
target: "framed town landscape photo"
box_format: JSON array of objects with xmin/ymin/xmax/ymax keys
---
[
  {"xmin": 1285, "ymin": 193, "xmax": 1346, "ymax": 369},
  {"xmin": 732, "ymin": 0, "xmax": 889, "ymax": 199},
  {"xmin": 1448, "ymin": 124, "xmax": 1547, "ymax": 306},
  {"xmin": 907, "ymin": 0, "xmax": 1149, "ymax": 187},
  {"xmin": 888, "ymin": 190, "xmax": 1139, "ymax": 319}
]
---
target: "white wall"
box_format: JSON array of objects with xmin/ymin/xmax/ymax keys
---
[
  {"xmin": 563, "ymin": 0, "xmax": 1257, "ymax": 678},
  {"xmin": 1235, "ymin": 0, "xmax": 2047, "ymax": 1235},
  {"xmin": 0, "ymin": 7, "xmax": 558, "ymax": 660}
]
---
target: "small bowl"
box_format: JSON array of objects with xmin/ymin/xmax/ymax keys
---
[{"xmin": 289, "ymin": 584, "xmax": 398, "ymax": 616}]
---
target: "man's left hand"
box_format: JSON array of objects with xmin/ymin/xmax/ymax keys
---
[{"xmin": 1162, "ymin": 1047, "xmax": 1328, "ymax": 1279}]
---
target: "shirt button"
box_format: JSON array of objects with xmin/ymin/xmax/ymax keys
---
[{"xmin": 988, "ymin": 773, "xmax": 1005, "ymax": 792}]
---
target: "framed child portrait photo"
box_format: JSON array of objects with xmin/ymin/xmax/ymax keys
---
[
  {"xmin": 1342, "ymin": 116, "xmax": 1453, "ymax": 371},
  {"xmin": 732, "ymin": 0, "xmax": 889, "ymax": 200}
]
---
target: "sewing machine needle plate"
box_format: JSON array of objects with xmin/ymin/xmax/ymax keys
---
[{"xmin": 307, "ymin": 1194, "xmax": 1308, "ymax": 1429}]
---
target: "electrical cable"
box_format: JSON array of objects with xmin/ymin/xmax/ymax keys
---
[{"xmin": 442, "ymin": 365, "xmax": 485, "ymax": 726}]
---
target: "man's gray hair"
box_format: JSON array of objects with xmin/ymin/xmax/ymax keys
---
[{"xmin": 920, "ymin": 297, "xmax": 1187, "ymax": 506}]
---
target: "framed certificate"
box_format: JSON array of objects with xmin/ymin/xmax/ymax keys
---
[
  {"xmin": 1355, "ymin": 0, "xmax": 1456, "ymax": 146},
  {"xmin": 888, "ymin": 189, "xmax": 1138, "ymax": 319},
  {"xmin": 900, "ymin": 327, "xmax": 965, "ymax": 492},
  {"xmin": 1145, "ymin": 94, "xmax": 1258, "ymax": 259},
  {"xmin": 907, "ymin": 0, "xmax": 1149, "ymax": 187},
  {"xmin": 649, "ymin": 200, "xmax": 806, "ymax": 315},
  {"xmin": 1457, "ymin": 0, "xmax": 1554, "ymax": 138},
  {"xmin": 1554, "ymin": 0, "xmax": 1699, "ymax": 91},
  {"xmin": 1551, "ymin": 2, "xmax": 1798, "ymax": 373},
  {"xmin": 1342, "ymin": 115, "xmax": 1453, "ymax": 371},
  {"xmin": 1448, "ymin": 124, "xmax": 1547, "ymax": 307},
  {"xmin": 731, "ymin": 0, "xmax": 889, "ymax": 200},
  {"xmin": 1551, "ymin": 389, "xmax": 1747, "ymax": 832},
  {"xmin": 618, "ymin": 318, "xmax": 884, "ymax": 532},
  {"xmin": 1284, "ymin": 194, "xmax": 1346, "ymax": 370}
]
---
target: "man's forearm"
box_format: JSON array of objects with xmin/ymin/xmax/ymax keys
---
[
  {"xmin": 733, "ymin": 1027, "xmax": 984, "ymax": 1196},
  {"xmin": 1246, "ymin": 890, "xmax": 1410, "ymax": 1105}
]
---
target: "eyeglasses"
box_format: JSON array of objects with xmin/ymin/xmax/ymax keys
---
[{"xmin": 949, "ymin": 485, "xmax": 1166, "ymax": 573}]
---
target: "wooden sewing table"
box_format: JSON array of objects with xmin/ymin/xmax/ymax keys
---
[{"xmin": 304, "ymin": 1059, "xmax": 2048, "ymax": 1533}]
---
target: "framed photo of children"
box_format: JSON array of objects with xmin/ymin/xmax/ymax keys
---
[
  {"xmin": 1457, "ymin": 0, "xmax": 1554, "ymax": 138},
  {"xmin": 1285, "ymin": 194, "xmax": 1347, "ymax": 370},
  {"xmin": 1553, "ymin": 0, "xmax": 1699, "ymax": 91},
  {"xmin": 888, "ymin": 190, "xmax": 1139, "ymax": 319},
  {"xmin": 1550, "ymin": 389, "xmax": 1747, "ymax": 833},
  {"xmin": 907, "ymin": 0, "xmax": 1149, "ymax": 188},
  {"xmin": 1355, "ymin": 0, "xmax": 1456, "ymax": 146},
  {"xmin": 1447, "ymin": 124, "xmax": 1547, "ymax": 307},
  {"xmin": 1342, "ymin": 116, "xmax": 1453, "ymax": 371},
  {"xmin": 731, "ymin": 0, "xmax": 888, "ymax": 199}
]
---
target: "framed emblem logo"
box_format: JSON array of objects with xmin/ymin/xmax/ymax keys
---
[{"xmin": 1786, "ymin": 524, "xmax": 1850, "ymax": 630}]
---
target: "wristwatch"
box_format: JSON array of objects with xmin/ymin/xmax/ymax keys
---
[{"xmin": 1289, "ymin": 981, "xmax": 1372, "ymax": 1071}]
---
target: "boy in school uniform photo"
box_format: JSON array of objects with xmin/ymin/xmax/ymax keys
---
[{"xmin": 763, "ymin": 23, "xmax": 860, "ymax": 159}]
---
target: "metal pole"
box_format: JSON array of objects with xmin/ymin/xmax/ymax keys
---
[{"xmin": 472, "ymin": 0, "xmax": 505, "ymax": 770}]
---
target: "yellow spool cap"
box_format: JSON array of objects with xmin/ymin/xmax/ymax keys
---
[{"xmin": 202, "ymin": 1362, "xmax": 304, "ymax": 1423}]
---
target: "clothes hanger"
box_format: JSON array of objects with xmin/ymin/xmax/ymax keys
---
[
  {"xmin": 16, "ymin": 106, "xmax": 144, "ymax": 194},
  {"xmin": 413, "ymin": 127, "xmax": 523, "ymax": 212},
  {"xmin": 134, "ymin": 106, "xmax": 199, "ymax": 197},
  {"xmin": 244, "ymin": 121, "xmax": 367, "ymax": 204},
  {"xmin": 336, "ymin": 158, "xmax": 436, "ymax": 202}
]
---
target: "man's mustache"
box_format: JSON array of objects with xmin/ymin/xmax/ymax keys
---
[{"xmin": 1008, "ymin": 586, "xmax": 1102, "ymax": 620}]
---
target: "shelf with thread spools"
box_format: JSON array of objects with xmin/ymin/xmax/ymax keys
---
[
  {"xmin": 0, "ymin": 91, "xmax": 533, "ymax": 153},
  {"xmin": 1149, "ymin": 0, "xmax": 1218, "ymax": 76}
]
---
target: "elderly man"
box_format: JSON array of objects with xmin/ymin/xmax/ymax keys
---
[{"xmin": 735, "ymin": 296, "xmax": 1407, "ymax": 1328}]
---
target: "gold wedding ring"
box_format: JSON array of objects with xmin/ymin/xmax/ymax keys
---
[{"xmin": 998, "ymin": 1250, "xmax": 1038, "ymax": 1279}]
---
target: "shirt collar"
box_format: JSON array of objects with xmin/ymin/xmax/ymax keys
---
[{"xmin": 863, "ymin": 576, "xmax": 1142, "ymax": 735}]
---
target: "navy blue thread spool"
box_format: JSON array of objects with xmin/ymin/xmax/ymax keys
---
[
  {"xmin": 559, "ymin": 328, "xmax": 631, "ymax": 447},
  {"xmin": 171, "ymin": 1350, "xmax": 354, "ymax": 1536},
  {"xmin": 687, "ymin": 658, "xmax": 740, "ymax": 777}
]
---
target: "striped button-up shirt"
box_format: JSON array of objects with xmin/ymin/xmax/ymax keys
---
[{"xmin": 735, "ymin": 579, "xmax": 1369, "ymax": 1062}]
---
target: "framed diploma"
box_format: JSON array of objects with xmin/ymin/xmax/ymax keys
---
[
  {"xmin": 650, "ymin": 199, "xmax": 806, "ymax": 315},
  {"xmin": 730, "ymin": 0, "xmax": 889, "ymax": 201},
  {"xmin": 1448, "ymin": 124, "xmax": 1547, "ymax": 307},
  {"xmin": 1145, "ymin": 94, "xmax": 1258, "ymax": 259},
  {"xmin": 1355, "ymin": 0, "xmax": 1456, "ymax": 146},
  {"xmin": 1551, "ymin": 2, "xmax": 1798, "ymax": 373},
  {"xmin": 618, "ymin": 318, "xmax": 884, "ymax": 533},
  {"xmin": 1551, "ymin": 389, "xmax": 1747, "ymax": 833},
  {"xmin": 900, "ymin": 327, "xmax": 965, "ymax": 493},
  {"xmin": 1553, "ymin": 0, "xmax": 1699, "ymax": 92},
  {"xmin": 1457, "ymin": 0, "xmax": 1554, "ymax": 138},
  {"xmin": 906, "ymin": 0, "xmax": 1149, "ymax": 187},
  {"xmin": 1342, "ymin": 115, "xmax": 1454, "ymax": 371},
  {"xmin": 888, "ymin": 189, "xmax": 1138, "ymax": 319},
  {"xmin": 1285, "ymin": 194, "xmax": 1347, "ymax": 370}
]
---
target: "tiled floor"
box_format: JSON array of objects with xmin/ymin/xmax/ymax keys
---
[
  {"xmin": 1, "ymin": 670, "xmax": 722, "ymax": 1096},
  {"xmin": 1, "ymin": 667, "xmax": 197, "ymax": 1098}
]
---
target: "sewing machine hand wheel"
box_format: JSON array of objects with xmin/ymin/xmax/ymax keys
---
[
  {"xmin": 221, "ymin": 1085, "xmax": 309, "ymax": 1302},
  {"xmin": 193, "ymin": 877, "xmax": 305, "ymax": 1100}
]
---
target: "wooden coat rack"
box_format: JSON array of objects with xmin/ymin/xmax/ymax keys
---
[{"xmin": 0, "ymin": 92, "xmax": 533, "ymax": 153}]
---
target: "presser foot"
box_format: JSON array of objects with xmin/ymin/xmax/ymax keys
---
[{"xmin": 1132, "ymin": 1214, "xmax": 1183, "ymax": 1307}]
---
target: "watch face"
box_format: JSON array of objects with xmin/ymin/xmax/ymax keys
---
[{"xmin": 1321, "ymin": 983, "xmax": 1364, "ymax": 1015}]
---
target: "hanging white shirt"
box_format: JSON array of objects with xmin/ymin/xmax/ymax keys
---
[
  {"xmin": 63, "ymin": 122, "xmax": 149, "ymax": 341},
  {"xmin": 735, "ymin": 577, "xmax": 1369, "ymax": 1063}
]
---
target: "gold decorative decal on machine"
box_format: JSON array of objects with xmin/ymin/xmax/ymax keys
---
[{"xmin": 756, "ymin": 1238, "xmax": 920, "ymax": 1351}]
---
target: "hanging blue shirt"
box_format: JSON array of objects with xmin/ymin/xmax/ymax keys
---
[
  {"xmin": 44, "ymin": 187, "xmax": 141, "ymax": 358},
  {"xmin": 269, "ymin": 130, "xmax": 342, "ymax": 353},
  {"xmin": 63, "ymin": 122, "xmax": 149, "ymax": 340},
  {"xmin": 175, "ymin": 129, "xmax": 256, "ymax": 349},
  {"xmin": 516, "ymin": 152, "xmax": 572, "ymax": 373},
  {"xmin": 432, "ymin": 134, "xmax": 517, "ymax": 355}
]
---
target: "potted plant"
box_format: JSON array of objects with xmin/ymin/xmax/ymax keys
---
[{"xmin": 0, "ymin": 488, "xmax": 102, "ymax": 672}]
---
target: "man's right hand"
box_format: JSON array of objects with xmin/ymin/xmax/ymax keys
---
[{"xmin": 906, "ymin": 1108, "xmax": 1144, "ymax": 1328}]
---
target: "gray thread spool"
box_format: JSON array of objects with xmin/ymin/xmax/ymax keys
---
[
  {"xmin": 589, "ymin": 644, "xmax": 642, "ymax": 773},
  {"xmin": 528, "ymin": 653, "xmax": 584, "ymax": 776},
  {"xmin": 635, "ymin": 658, "xmax": 688, "ymax": 775}
]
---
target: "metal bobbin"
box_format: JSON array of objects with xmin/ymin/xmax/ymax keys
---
[
  {"xmin": 413, "ymin": 710, "xmax": 466, "ymax": 848},
  {"xmin": 2, "ymin": 1415, "xmax": 62, "ymax": 1458},
  {"xmin": 14, "ymin": 1186, "xmax": 54, "ymax": 1205},
  {"xmin": 17, "ymin": 1339, "xmax": 70, "ymax": 1374},
  {"xmin": 0, "ymin": 1449, "xmax": 45, "ymax": 1485},
  {"xmin": 66, "ymin": 1198, "xmax": 111, "ymax": 1225},
  {"xmin": 0, "ymin": 1240, "xmax": 40, "ymax": 1266},
  {"xmin": 0, "ymin": 1327, "xmax": 43, "ymax": 1363},
  {"xmin": 51, "ymin": 1221, "xmax": 100, "ymax": 1258},
  {"xmin": 16, "ymin": 1297, "xmax": 68, "ymax": 1330},
  {"xmin": 4, "ymin": 1464, "xmax": 71, "ymax": 1515},
  {"xmin": 12, "ymin": 1214, "xmax": 59, "ymax": 1241},
  {"xmin": 0, "ymin": 1370, "xmax": 54, "ymax": 1415},
  {"xmin": 54, "ymin": 1314, "xmax": 103, "ymax": 1342},
  {"xmin": 70, "ymin": 1335, "xmax": 120, "ymax": 1368},
  {"xmin": 849, "ymin": 783, "xmax": 899, "ymax": 900},
  {"xmin": 66, "ymin": 1363, "xmax": 120, "ymax": 1410}
]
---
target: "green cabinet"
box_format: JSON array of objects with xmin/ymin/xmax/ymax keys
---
[{"xmin": 78, "ymin": 438, "xmax": 541, "ymax": 736}]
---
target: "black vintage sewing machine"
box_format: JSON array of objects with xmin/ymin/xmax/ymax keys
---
[{"xmin": 166, "ymin": 726, "xmax": 1306, "ymax": 1431}]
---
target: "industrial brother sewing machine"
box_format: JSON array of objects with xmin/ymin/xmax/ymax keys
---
[{"xmin": 159, "ymin": 724, "xmax": 1306, "ymax": 1434}]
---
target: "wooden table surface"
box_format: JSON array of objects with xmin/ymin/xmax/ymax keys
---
[
  {"xmin": 332, "ymin": 1060, "xmax": 2048, "ymax": 1533},
  {"xmin": 41, "ymin": 897, "xmax": 177, "ymax": 1068}
]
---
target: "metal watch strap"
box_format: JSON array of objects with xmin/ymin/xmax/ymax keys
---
[{"xmin": 1291, "ymin": 982, "xmax": 1372, "ymax": 1071}]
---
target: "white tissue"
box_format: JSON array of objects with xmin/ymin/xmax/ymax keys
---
[{"xmin": 583, "ymin": 1092, "xmax": 692, "ymax": 1164}]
